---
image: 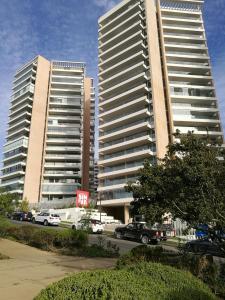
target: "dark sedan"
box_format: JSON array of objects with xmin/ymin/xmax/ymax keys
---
[
  {"xmin": 10, "ymin": 212, "xmax": 28, "ymax": 221},
  {"xmin": 184, "ymin": 240, "xmax": 225, "ymax": 257},
  {"xmin": 114, "ymin": 222, "xmax": 160, "ymax": 244}
]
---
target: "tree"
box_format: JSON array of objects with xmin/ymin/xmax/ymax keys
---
[
  {"xmin": 0, "ymin": 188, "xmax": 19, "ymax": 215},
  {"xmin": 19, "ymin": 197, "xmax": 29, "ymax": 213},
  {"xmin": 126, "ymin": 132, "xmax": 225, "ymax": 234}
]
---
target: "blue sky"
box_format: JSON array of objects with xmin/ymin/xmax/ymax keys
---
[{"xmin": 0, "ymin": 0, "xmax": 224, "ymax": 161}]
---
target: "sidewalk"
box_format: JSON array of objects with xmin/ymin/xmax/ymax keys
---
[{"xmin": 0, "ymin": 239, "xmax": 116, "ymax": 300}]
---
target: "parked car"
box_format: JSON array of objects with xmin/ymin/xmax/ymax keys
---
[
  {"xmin": 32, "ymin": 212, "xmax": 61, "ymax": 226},
  {"xmin": 184, "ymin": 240, "xmax": 225, "ymax": 257},
  {"xmin": 71, "ymin": 219, "xmax": 104, "ymax": 233},
  {"xmin": 10, "ymin": 211, "xmax": 28, "ymax": 221},
  {"xmin": 26, "ymin": 212, "xmax": 35, "ymax": 222},
  {"xmin": 114, "ymin": 222, "xmax": 162, "ymax": 244}
]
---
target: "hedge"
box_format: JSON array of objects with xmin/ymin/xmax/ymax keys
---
[
  {"xmin": 34, "ymin": 262, "xmax": 217, "ymax": 300},
  {"xmin": 0, "ymin": 216, "xmax": 88, "ymax": 250},
  {"xmin": 0, "ymin": 217, "xmax": 118, "ymax": 257}
]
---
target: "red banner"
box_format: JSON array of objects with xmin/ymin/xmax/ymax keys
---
[{"xmin": 76, "ymin": 190, "xmax": 89, "ymax": 208}]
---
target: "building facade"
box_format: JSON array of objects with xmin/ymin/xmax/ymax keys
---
[
  {"xmin": 1, "ymin": 56, "xmax": 95, "ymax": 204},
  {"xmin": 98, "ymin": 0, "xmax": 224, "ymax": 223}
]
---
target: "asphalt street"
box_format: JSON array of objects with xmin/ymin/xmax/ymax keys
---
[{"xmin": 9, "ymin": 219, "xmax": 177, "ymax": 255}]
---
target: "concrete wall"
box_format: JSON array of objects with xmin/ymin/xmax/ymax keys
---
[
  {"xmin": 145, "ymin": 0, "xmax": 169, "ymax": 158},
  {"xmin": 23, "ymin": 56, "xmax": 50, "ymax": 203}
]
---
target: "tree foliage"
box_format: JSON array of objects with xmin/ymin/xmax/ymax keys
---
[
  {"xmin": 126, "ymin": 132, "xmax": 225, "ymax": 230},
  {"xmin": 19, "ymin": 197, "xmax": 29, "ymax": 212},
  {"xmin": 0, "ymin": 188, "xmax": 19, "ymax": 215}
]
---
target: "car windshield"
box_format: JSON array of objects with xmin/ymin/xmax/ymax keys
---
[
  {"xmin": 91, "ymin": 219, "xmax": 102, "ymax": 225},
  {"xmin": 142, "ymin": 223, "xmax": 152, "ymax": 230}
]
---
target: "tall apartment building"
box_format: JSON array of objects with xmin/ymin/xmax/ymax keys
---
[
  {"xmin": 1, "ymin": 55, "xmax": 95, "ymax": 204},
  {"xmin": 98, "ymin": 0, "xmax": 224, "ymax": 223}
]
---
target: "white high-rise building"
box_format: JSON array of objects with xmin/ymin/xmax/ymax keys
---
[
  {"xmin": 1, "ymin": 56, "xmax": 95, "ymax": 205},
  {"xmin": 98, "ymin": 0, "xmax": 224, "ymax": 223}
]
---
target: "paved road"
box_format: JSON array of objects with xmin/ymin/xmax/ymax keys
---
[{"xmin": 10, "ymin": 219, "xmax": 177, "ymax": 255}]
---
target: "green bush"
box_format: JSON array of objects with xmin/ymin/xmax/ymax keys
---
[
  {"xmin": 0, "ymin": 217, "xmax": 88, "ymax": 251},
  {"xmin": 34, "ymin": 262, "xmax": 217, "ymax": 300},
  {"xmin": 0, "ymin": 216, "xmax": 13, "ymax": 237}
]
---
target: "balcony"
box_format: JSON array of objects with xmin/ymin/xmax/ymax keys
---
[
  {"xmin": 99, "ymin": 49, "xmax": 146, "ymax": 80},
  {"xmin": 8, "ymin": 111, "xmax": 31, "ymax": 126},
  {"xmin": 3, "ymin": 137, "xmax": 29, "ymax": 153},
  {"xmin": 45, "ymin": 154, "xmax": 81, "ymax": 161},
  {"xmin": 162, "ymin": 16, "xmax": 202, "ymax": 24},
  {"xmin": 99, "ymin": 135, "xmax": 154, "ymax": 155},
  {"xmin": 99, "ymin": 11, "xmax": 141, "ymax": 43},
  {"xmin": 163, "ymin": 33, "xmax": 205, "ymax": 41},
  {"xmin": 98, "ymin": 148, "xmax": 155, "ymax": 167},
  {"xmin": 1, "ymin": 170, "xmax": 25, "ymax": 180},
  {"xmin": 2, "ymin": 151, "xmax": 27, "ymax": 164},
  {"xmin": 46, "ymin": 138, "xmax": 80, "ymax": 145},
  {"xmin": 11, "ymin": 84, "xmax": 34, "ymax": 102},
  {"xmin": 174, "ymin": 126, "xmax": 223, "ymax": 137},
  {"xmin": 44, "ymin": 163, "xmax": 81, "ymax": 169},
  {"xmin": 48, "ymin": 108, "xmax": 81, "ymax": 116},
  {"xmin": 99, "ymin": 121, "xmax": 153, "ymax": 142},
  {"xmin": 7, "ymin": 127, "xmax": 30, "ymax": 141},
  {"xmin": 100, "ymin": 21, "xmax": 143, "ymax": 52},
  {"xmin": 42, "ymin": 183, "xmax": 80, "ymax": 194},
  {"xmin": 9, "ymin": 103, "xmax": 32, "ymax": 119},
  {"xmin": 45, "ymin": 146, "xmax": 81, "ymax": 153},
  {"xmin": 173, "ymin": 115, "xmax": 221, "ymax": 126},
  {"xmin": 99, "ymin": 32, "xmax": 145, "ymax": 70},
  {"xmin": 99, "ymin": 1, "xmax": 141, "ymax": 33},
  {"xmin": 163, "ymin": 24, "xmax": 203, "ymax": 32},
  {"xmin": 99, "ymin": 96, "xmax": 149, "ymax": 120},
  {"xmin": 99, "ymin": 62, "xmax": 148, "ymax": 89},
  {"xmin": 168, "ymin": 74, "xmax": 212, "ymax": 85},
  {"xmin": 43, "ymin": 171, "xmax": 80, "ymax": 178},
  {"xmin": 99, "ymin": 72, "xmax": 147, "ymax": 100},
  {"xmin": 10, "ymin": 96, "xmax": 33, "ymax": 111},
  {"xmin": 166, "ymin": 51, "xmax": 209, "ymax": 59},
  {"xmin": 99, "ymin": 109, "xmax": 151, "ymax": 130}
]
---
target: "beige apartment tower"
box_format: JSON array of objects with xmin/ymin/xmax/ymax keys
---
[
  {"xmin": 98, "ymin": 0, "xmax": 224, "ymax": 223},
  {"xmin": 1, "ymin": 56, "xmax": 95, "ymax": 204}
]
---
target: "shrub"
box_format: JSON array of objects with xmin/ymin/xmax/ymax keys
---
[
  {"xmin": 0, "ymin": 216, "xmax": 14, "ymax": 237},
  {"xmin": 0, "ymin": 217, "xmax": 88, "ymax": 251},
  {"xmin": 34, "ymin": 262, "xmax": 217, "ymax": 300}
]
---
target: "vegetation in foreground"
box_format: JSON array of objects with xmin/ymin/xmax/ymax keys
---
[
  {"xmin": 117, "ymin": 245, "xmax": 225, "ymax": 298},
  {"xmin": 126, "ymin": 132, "xmax": 225, "ymax": 250},
  {"xmin": 0, "ymin": 217, "xmax": 119, "ymax": 258},
  {"xmin": 34, "ymin": 261, "xmax": 217, "ymax": 300}
]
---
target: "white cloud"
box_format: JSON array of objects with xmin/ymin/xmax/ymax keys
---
[{"xmin": 93, "ymin": 0, "xmax": 120, "ymax": 10}]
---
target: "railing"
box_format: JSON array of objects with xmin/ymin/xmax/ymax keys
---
[
  {"xmin": 101, "ymin": 119, "xmax": 151, "ymax": 136},
  {"xmin": 42, "ymin": 184, "xmax": 79, "ymax": 193},
  {"xmin": 11, "ymin": 84, "xmax": 34, "ymax": 101},
  {"xmin": 103, "ymin": 145, "xmax": 154, "ymax": 161},
  {"xmin": 3, "ymin": 138, "xmax": 28, "ymax": 153}
]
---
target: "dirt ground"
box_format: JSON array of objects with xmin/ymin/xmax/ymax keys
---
[{"xmin": 0, "ymin": 239, "xmax": 116, "ymax": 300}]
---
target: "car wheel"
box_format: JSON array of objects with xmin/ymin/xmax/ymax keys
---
[
  {"xmin": 44, "ymin": 220, "xmax": 48, "ymax": 226},
  {"xmin": 32, "ymin": 218, "xmax": 36, "ymax": 224},
  {"xmin": 19, "ymin": 217, "xmax": 23, "ymax": 222},
  {"xmin": 141, "ymin": 235, "xmax": 149, "ymax": 245},
  {"xmin": 72, "ymin": 225, "xmax": 76, "ymax": 230},
  {"xmin": 11, "ymin": 216, "xmax": 14, "ymax": 220},
  {"xmin": 115, "ymin": 232, "xmax": 123, "ymax": 239}
]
